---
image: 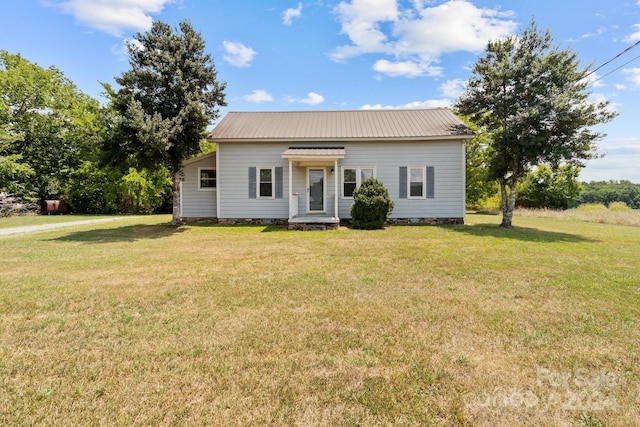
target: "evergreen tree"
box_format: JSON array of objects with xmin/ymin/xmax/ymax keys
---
[{"xmin": 104, "ymin": 20, "xmax": 226, "ymax": 225}]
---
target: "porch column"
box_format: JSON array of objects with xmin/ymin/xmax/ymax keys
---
[
  {"xmin": 334, "ymin": 159, "xmax": 339, "ymax": 220},
  {"xmin": 288, "ymin": 159, "xmax": 293, "ymax": 220}
]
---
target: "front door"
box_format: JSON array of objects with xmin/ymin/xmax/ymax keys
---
[{"xmin": 307, "ymin": 168, "xmax": 325, "ymax": 213}]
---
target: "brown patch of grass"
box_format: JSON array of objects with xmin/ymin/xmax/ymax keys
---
[
  {"xmin": 0, "ymin": 214, "xmax": 638, "ymax": 426},
  {"xmin": 515, "ymin": 206, "xmax": 640, "ymax": 227}
]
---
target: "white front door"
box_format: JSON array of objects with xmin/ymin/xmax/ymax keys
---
[{"xmin": 307, "ymin": 168, "xmax": 325, "ymax": 213}]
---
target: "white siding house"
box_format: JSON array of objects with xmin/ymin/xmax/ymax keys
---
[
  {"xmin": 180, "ymin": 152, "xmax": 217, "ymax": 219},
  {"xmin": 181, "ymin": 109, "xmax": 474, "ymax": 228}
]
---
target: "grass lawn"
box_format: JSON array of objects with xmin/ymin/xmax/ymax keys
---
[{"xmin": 1, "ymin": 214, "xmax": 638, "ymax": 426}]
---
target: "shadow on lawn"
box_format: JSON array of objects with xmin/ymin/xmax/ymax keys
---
[
  {"xmin": 49, "ymin": 223, "xmax": 184, "ymax": 243},
  {"xmin": 449, "ymin": 223, "xmax": 597, "ymax": 243}
]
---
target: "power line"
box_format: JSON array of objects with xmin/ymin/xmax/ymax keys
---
[
  {"xmin": 582, "ymin": 39, "xmax": 640, "ymax": 81},
  {"xmin": 588, "ymin": 53, "xmax": 640, "ymax": 85}
]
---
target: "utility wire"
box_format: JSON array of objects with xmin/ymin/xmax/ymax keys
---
[
  {"xmin": 582, "ymin": 39, "xmax": 640, "ymax": 81},
  {"xmin": 588, "ymin": 53, "xmax": 640, "ymax": 85}
]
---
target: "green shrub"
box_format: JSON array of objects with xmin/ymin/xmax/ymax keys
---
[
  {"xmin": 350, "ymin": 178, "xmax": 394, "ymax": 229},
  {"xmin": 576, "ymin": 203, "xmax": 608, "ymax": 211},
  {"xmin": 608, "ymin": 201, "xmax": 631, "ymax": 211}
]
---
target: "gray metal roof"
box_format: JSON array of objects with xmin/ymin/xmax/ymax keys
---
[{"xmin": 207, "ymin": 109, "xmax": 473, "ymax": 142}]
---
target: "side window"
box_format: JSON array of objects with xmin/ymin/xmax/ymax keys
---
[
  {"xmin": 343, "ymin": 168, "xmax": 357, "ymax": 197},
  {"xmin": 409, "ymin": 166, "xmax": 425, "ymax": 198},
  {"xmin": 258, "ymin": 167, "xmax": 274, "ymax": 198},
  {"xmin": 342, "ymin": 167, "xmax": 375, "ymax": 198},
  {"xmin": 199, "ymin": 168, "xmax": 216, "ymax": 190},
  {"xmin": 399, "ymin": 166, "xmax": 434, "ymax": 199}
]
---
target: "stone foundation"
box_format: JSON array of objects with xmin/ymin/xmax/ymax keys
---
[
  {"xmin": 180, "ymin": 217, "xmax": 218, "ymax": 224},
  {"xmin": 181, "ymin": 217, "xmax": 464, "ymax": 228},
  {"xmin": 287, "ymin": 222, "xmax": 340, "ymax": 231},
  {"xmin": 216, "ymin": 218, "xmax": 288, "ymax": 226},
  {"xmin": 386, "ymin": 217, "xmax": 464, "ymax": 226}
]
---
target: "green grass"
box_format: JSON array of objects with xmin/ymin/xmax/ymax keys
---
[{"xmin": 1, "ymin": 214, "xmax": 638, "ymax": 426}]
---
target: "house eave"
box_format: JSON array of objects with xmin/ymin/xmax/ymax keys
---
[{"xmin": 209, "ymin": 135, "xmax": 474, "ymax": 143}]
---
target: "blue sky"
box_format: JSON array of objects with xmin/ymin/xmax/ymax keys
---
[{"xmin": 2, "ymin": 0, "xmax": 640, "ymax": 183}]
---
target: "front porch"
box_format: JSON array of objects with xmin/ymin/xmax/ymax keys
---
[{"xmin": 281, "ymin": 147, "xmax": 346, "ymax": 230}]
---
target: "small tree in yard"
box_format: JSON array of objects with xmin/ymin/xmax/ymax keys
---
[
  {"xmin": 350, "ymin": 178, "xmax": 394, "ymax": 229},
  {"xmin": 104, "ymin": 20, "xmax": 226, "ymax": 225},
  {"xmin": 456, "ymin": 21, "xmax": 616, "ymax": 227}
]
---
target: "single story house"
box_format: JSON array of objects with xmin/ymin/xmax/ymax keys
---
[{"xmin": 180, "ymin": 108, "xmax": 474, "ymax": 229}]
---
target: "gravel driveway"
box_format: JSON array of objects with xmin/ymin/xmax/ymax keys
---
[{"xmin": 0, "ymin": 217, "xmax": 131, "ymax": 237}]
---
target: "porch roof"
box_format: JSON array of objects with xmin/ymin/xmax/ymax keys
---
[{"xmin": 281, "ymin": 147, "xmax": 345, "ymax": 166}]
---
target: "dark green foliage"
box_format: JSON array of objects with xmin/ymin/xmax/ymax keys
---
[
  {"xmin": 65, "ymin": 162, "xmax": 172, "ymax": 214},
  {"xmin": 516, "ymin": 164, "xmax": 583, "ymax": 209},
  {"xmin": 459, "ymin": 117, "xmax": 499, "ymax": 209},
  {"xmin": 455, "ymin": 21, "xmax": 616, "ymax": 227},
  {"xmin": 103, "ymin": 20, "xmax": 226, "ymax": 224},
  {"xmin": 578, "ymin": 180, "xmax": 640, "ymax": 209},
  {"xmin": 0, "ymin": 50, "xmax": 102, "ymax": 200},
  {"xmin": 350, "ymin": 178, "xmax": 394, "ymax": 229},
  {"xmin": 0, "ymin": 154, "xmax": 36, "ymax": 201}
]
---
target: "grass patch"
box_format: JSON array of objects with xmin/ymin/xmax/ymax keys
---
[
  {"xmin": 515, "ymin": 207, "xmax": 640, "ymax": 227},
  {"xmin": 1, "ymin": 214, "xmax": 638, "ymax": 426}
]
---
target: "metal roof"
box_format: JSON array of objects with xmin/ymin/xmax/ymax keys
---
[{"xmin": 207, "ymin": 109, "xmax": 474, "ymax": 142}]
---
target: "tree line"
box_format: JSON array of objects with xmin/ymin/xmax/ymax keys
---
[{"xmin": 1, "ymin": 20, "xmax": 225, "ymax": 224}]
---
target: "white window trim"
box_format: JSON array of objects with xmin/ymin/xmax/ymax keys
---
[
  {"xmin": 408, "ymin": 166, "xmax": 426, "ymax": 199},
  {"xmin": 341, "ymin": 166, "xmax": 376, "ymax": 199},
  {"xmin": 257, "ymin": 166, "xmax": 275, "ymax": 199},
  {"xmin": 198, "ymin": 167, "xmax": 216, "ymax": 191}
]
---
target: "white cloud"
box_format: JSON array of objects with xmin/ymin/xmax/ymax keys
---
[
  {"xmin": 360, "ymin": 99, "xmax": 453, "ymax": 109},
  {"xmin": 283, "ymin": 3, "xmax": 303, "ymax": 26},
  {"xmin": 111, "ymin": 38, "xmax": 143, "ymax": 60},
  {"xmin": 590, "ymin": 93, "xmax": 619, "ymax": 115},
  {"xmin": 624, "ymin": 24, "xmax": 640, "ymax": 42},
  {"xmin": 440, "ymin": 78, "xmax": 466, "ymax": 99},
  {"xmin": 623, "ymin": 67, "xmax": 640, "ymax": 86},
  {"xmin": 583, "ymin": 72, "xmax": 605, "ymax": 88},
  {"xmin": 243, "ymin": 90, "xmax": 274, "ymax": 103},
  {"xmin": 373, "ymin": 59, "xmax": 441, "ymax": 77},
  {"xmin": 331, "ymin": 0, "xmax": 516, "ymax": 77},
  {"xmin": 581, "ymin": 27, "xmax": 606, "ymax": 39},
  {"xmin": 222, "ymin": 41, "xmax": 256, "ymax": 67},
  {"xmin": 615, "ymin": 83, "xmax": 627, "ymax": 90},
  {"xmin": 48, "ymin": 0, "xmax": 174, "ymax": 37},
  {"xmin": 287, "ymin": 92, "xmax": 325, "ymax": 105},
  {"xmin": 299, "ymin": 92, "xmax": 325, "ymax": 105}
]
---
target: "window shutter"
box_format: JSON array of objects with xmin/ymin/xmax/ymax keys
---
[
  {"xmin": 399, "ymin": 167, "xmax": 407, "ymax": 199},
  {"xmin": 426, "ymin": 166, "xmax": 435, "ymax": 198},
  {"xmin": 275, "ymin": 167, "xmax": 283, "ymax": 199},
  {"xmin": 248, "ymin": 167, "xmax": 256, "ymax": 199}
]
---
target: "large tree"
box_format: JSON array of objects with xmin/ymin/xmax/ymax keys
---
[
  {"xmin": 0, "ymin": 50, "xmax": 101, "ymax": 200},
  {"xmin": 455, "ymin": 22, "xmax": 616, "ymax": 227},
  {"xmin": 105, "ymin": 20, "xmax": 226, "ymax": 225}
]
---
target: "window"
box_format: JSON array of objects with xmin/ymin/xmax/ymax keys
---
[
  {"xmin": 199, "ymin": 168, "xmax": 216, "ymax": 190},
  {"xmin": 258, "ymin": 167, "xmax": 274, "ymax": 198},
  {"xmin": 399, "ymin": 166, "xmax": 434, "ymax": 199},
  {"xmin": 342, "ymin": 167, "xmax": 375, "ymax": 197},
  {"xmin": 409, "ymin": 166, "xmax": 425, "ymax": 198}
]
